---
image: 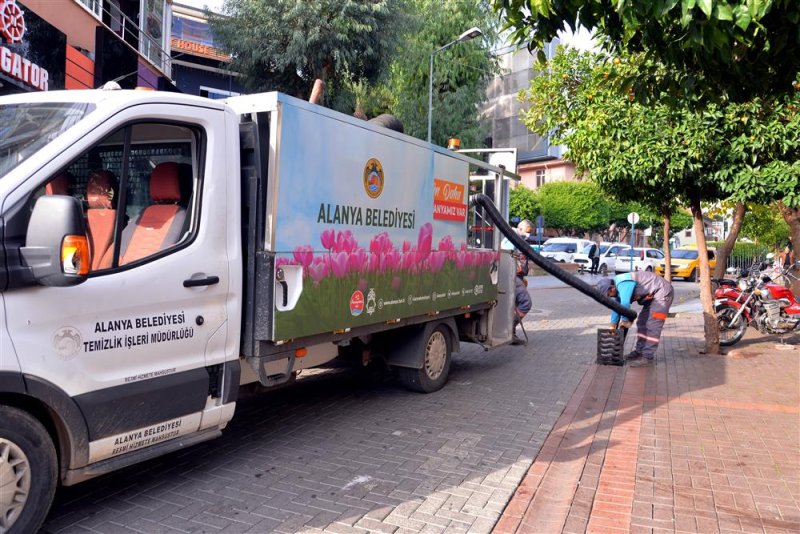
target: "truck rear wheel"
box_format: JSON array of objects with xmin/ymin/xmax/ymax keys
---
[
  {"xmin": 398, "ymin": 325, "xmax": 452, "ymax": 393},
  {"xmin": 0, "ymin": 406, "xmax": 57, "ymax": 534}
]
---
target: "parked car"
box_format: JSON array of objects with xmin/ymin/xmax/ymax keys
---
[
  {"xmin": 614, "ymin": 247, "xmax": 665, "ymax": 274},
  {"xmin": 540, "ymin": 238, "xmax": 594, "ymax": 263},
  {"xmin": 655, "ymin": 247, "xmax": 717, "ymax": 281},
  {"xmin": 574, "ymin": 242, "xmax": 630, "ymax": 275}
]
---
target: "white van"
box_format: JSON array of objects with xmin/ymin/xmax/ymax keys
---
[
  {"xmin": 574, "ymin": 242, "xmax": 631, "ymax": 275},
  {"xmin": 540, "ymin": 237, "xmax": 593, "ymax": 263}
]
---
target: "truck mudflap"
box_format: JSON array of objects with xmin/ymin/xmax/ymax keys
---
[{"xmin": 470, "ymin": 194, "xmax": 638, "ymax": 321}]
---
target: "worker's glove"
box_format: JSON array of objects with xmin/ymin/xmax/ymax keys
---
[{"xmin": 609, "ymin": 323, "xmax": 618, "ymax": 330}]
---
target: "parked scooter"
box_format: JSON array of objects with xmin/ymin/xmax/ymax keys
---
[{"xmin": 715, "ymin": 264, "xmax": 800, "ymax": 346}]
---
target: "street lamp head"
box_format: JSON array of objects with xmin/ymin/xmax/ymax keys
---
[{"xmin": 458, "ymin": 27, "xmax": 483, "ymax": 42}]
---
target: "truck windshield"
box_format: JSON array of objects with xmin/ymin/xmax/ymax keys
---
[{"xmin": 0, "ymin": 102, "xmax": 95, "ymax": 178}]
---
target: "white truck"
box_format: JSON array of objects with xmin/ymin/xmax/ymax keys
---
[{"xmin": 0, "ymin": 87, "xmax": 520, "ymax": 532}]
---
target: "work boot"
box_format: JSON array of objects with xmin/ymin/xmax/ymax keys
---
[
  {"xmin": 629, "ymin": 358, "xmax": 654, "ymax": 368},
  {"xmin": 511, "ymin": 334, "xmax": 526, "ymax": 346},
  {"xmin": 625, "ymin": 351, "xmax": 643, "ymax": 361}
]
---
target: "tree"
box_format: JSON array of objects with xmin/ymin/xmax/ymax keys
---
[
  {"xmin": 209, "ymin": 0, "xmax": 406, "ymax": 103},
  {"xmin": 381, "ymin": 0, "xmax": 500, "ymax": 146},
  {"xmin": 509, "ymin": 184, "xmax": 538, "ymax": 224},
  {"xmin": 520, "ymin": 48, "xmax": 729, "ymax": 350},
  {"xmin": 534, "ymin": 181, "xmax": 611, "ymax": 236},
  {"xmin": 491, "ymin": 0, "xmax": 800, "ymax": 102},
  {"xmin": 740, "ymin": 204, "xmax": 790, "ymax": 247}
]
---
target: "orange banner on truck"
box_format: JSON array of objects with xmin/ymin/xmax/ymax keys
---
[{"xmin": 433, "ymin": 179, "xmax": 467, "ymax": 221}]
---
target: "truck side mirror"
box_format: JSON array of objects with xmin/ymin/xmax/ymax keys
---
[{"xmin": 20, "ymin": 195, "xmax": 90, "ymax": 287}]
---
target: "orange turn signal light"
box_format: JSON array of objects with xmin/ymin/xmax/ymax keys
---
[
  {"xmin": 61, "ymin": 235, "xmax": 90, "ymax": 276},
  {"xmin": 295, "ymin": 347, "xmax": 308, "ymax": 358}
]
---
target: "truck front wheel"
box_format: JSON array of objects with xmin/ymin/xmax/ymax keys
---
[
  {"xmin": 398, "ymin": 325, "xmax": 452, "ymax": 393},
  {"xmin": 0, "ymin": 406, "xmax": 57, "ymax": 534}
]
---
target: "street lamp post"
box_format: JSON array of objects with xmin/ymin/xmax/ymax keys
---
[{"xmin": 427, "ymin": 26, "xmax": 483, "ymax": 144}]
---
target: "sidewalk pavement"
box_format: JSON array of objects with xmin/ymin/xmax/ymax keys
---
[{"xmin": 494, "ymin": 312, "xmax": 800, "ymax": 534}]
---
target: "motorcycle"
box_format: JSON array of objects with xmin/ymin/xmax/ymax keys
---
[{"xmin": 715, "ymin": 266, "xmax": 800, "ymax": 346}]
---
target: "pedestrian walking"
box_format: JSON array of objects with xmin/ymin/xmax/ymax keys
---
[
  {"xmin": 596, "ymin": 271, "xmax": 674, "ymax": 367},
  {"xmin": 587, "ymin": 242, "xmax": 599, "ymax": 274}
]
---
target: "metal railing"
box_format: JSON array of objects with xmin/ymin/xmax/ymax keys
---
[{"xmin": 78, "ymin": 0, "xmax": 171, "ymax": 75}]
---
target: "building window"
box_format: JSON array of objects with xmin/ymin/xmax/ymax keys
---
[
  {"xmin": 535, "ymin": 169, "xmax": 545, "ymax": 188},
  {"xmin": 685, "ymin": 229, "xmax": 692, "ymax": 237},
  {"xmin": 78, "ymin": 0, "xmax": 102, "ymax": 17}
]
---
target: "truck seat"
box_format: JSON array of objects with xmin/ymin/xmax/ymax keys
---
[
  {"xmin": 45, "ymin": 172, "xmax": 71, "ymax": 195},
  {"xmin": 86, "ymin": 170, "xmax": 117, "ymax": 270},
  {"xmin": 118, "ymin": 162, "xmax": 187, "ymax": 265}
]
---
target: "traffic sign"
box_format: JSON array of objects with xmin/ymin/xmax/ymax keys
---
[{"xmin": 627, "ymin": 212, "xmax": 640, "ymax": 225}]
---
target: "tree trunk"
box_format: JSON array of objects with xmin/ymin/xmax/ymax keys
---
[
  {"xmin": 713, "ymin": 202, "xmax": 746, "ymax": 279},
  {"xmin": 778, "ymin": 202, "xmax": 800, "ymax": 295},
  {"xmin": 662, "ymin": 208, "xmax": 672, "ymax": 283},
  {"xmin": 690, "ymin": 194, "xmax": 720, "ymax": 354}
]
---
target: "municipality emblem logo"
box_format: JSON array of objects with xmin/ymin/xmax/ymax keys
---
[{"xmin": 363, "ymin": 158, "xmax": 384, "ymax": 199}]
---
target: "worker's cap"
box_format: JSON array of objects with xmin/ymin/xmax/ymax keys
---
[{"xmin": 595, "ymin": 278, "xmax": 614, "ymax": 296}]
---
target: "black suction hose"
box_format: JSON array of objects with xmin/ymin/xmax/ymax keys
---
[{"xmin": 470, "ymin": 193, "xmax": 637, "ymax": 321}]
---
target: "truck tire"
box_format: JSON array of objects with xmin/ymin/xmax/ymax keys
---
[
  {"xmin": 398, "ymin": 325, "xmax": 452, "ymax": 393},
  {"xmin": 0, "ymin": 406, "xmax": 57, "ymax": 534}
]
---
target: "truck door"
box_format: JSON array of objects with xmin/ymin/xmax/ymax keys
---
[{"xmin": 3, "ymin": 105, "xmax": 231, "ymax": 462}]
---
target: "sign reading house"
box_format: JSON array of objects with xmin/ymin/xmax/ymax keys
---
[{"xmin": 0, "ymin": 0, "xmax": 65, "ymax": 92}]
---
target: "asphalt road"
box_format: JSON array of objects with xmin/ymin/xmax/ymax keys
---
[{"xmin": 42, "ymin": 276, "xmax": 700, "ymax": 534}]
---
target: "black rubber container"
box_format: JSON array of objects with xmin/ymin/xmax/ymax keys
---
[{"xmin": 596, "ymin": 328, "xmax": 625, "ymax": 366}]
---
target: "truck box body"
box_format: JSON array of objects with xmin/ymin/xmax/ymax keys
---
[{"xmin": 229, "ymin": 94, "xmax": 499, "ymax": 343}]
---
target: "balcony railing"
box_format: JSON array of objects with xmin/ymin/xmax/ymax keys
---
[{"xmin": 78, "ymin": 0, "xmax": 171, "ymax": 75}]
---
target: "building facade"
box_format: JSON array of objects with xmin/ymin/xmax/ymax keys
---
[
  {"xmin": 1, "ymin": 0, "xmax": 175, "ymax": 96},
  {"xmin": 481, "ymin": 41, "xmax": 578, "ymax": 191},
  {"xmin": 170, "ymin": 2, "xmax": 244, "ymax": 99}
]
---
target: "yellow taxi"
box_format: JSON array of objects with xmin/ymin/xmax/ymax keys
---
[{"xmin": 655, "ymin": 246, "xmax": 716, "ymax": 281}]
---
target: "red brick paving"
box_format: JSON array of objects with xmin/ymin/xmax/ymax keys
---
[{"xmin": 494, "ymin": 315, "xmax": 800, "ymax": 533}]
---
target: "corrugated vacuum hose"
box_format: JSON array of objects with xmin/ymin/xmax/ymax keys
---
[{"xmin": 468, "ymin": 193, "xmax": 637, "ymax": 321}]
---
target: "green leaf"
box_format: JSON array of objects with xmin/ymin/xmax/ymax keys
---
[
  {"xmin": 714, "ymin": 3, "xmax": 733, "ymax": 21},
  {"xmin": 733, "ymin": 4, "xmax": 752, "ymax": 30},
  {"xmin": 697, "ymin": 0, "xmax": 713, "ymax": 17}
]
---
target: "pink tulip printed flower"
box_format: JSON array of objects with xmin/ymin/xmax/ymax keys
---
[
  {"xmin": 292, "ymin": 245, "xmax": 314, "ymax": 268},
  {"xmin": 381, "ymin": 249, "xmax": 401, "ymax": 273},
  {"xmin": 335, "ymin": 230, "xmax": 357, "ymax": 254},
  {"xmin": 308, "ymin": 255, "xmax": 330, "ymax": 283},
  {"xmin": 320, "ymin": 228, "xmax": 336, "ymax": 250},
  {"xmin": 368, "ymin": 252, "xmax": 381, "ymax": 273},
  {"xmin": 330, "ymin": 251, "xmax": 350, "ymax": 278},
  {"xmin": 429, "ymin": 251, "xmax": 447, "ymax": 273},
  {"xmin": 454, "ymin": 251, "xmax": 467, "ymax": 270},
  {"xmin": 417, "ymin": 223, "xmax": 433, "ymax": 261},
  {"xmin": 402, "ymin": 240, "xmax": 412, "ymax": 253},
  {"xmin": 438, "ymin": 235, "xmax": 454, "ymax": 252},
  {"xmin": 349, "ymin": 247, "xmax": 368, "ymax": 273},
  {"xmin": 401, "ymin": 248, "xmax": 417, "ymax": 271}
]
